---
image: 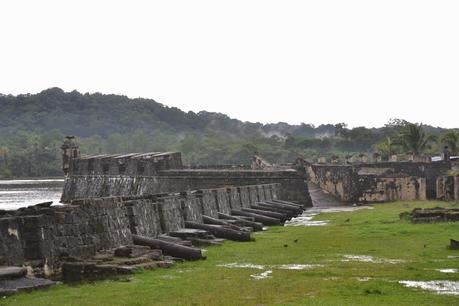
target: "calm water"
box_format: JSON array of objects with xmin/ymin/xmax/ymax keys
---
[{"xmin": 0, "ymin": 179, "xmax": 64, "ymax": 210}]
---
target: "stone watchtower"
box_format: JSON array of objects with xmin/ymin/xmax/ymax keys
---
[
  {"xmin": 443, "ymin": 146, "xmax": 451, "ymax": 161},
  {"xmin": 61, "ymin": 136, "xmax": 80, "ymax": 175}
]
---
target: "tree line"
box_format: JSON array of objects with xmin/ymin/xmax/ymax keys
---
[{"xmin": 0, "ymin": 89, "xmax": 457, "ymax": 178}]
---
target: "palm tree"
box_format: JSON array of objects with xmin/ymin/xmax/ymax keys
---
[
  {"xmin": 441, "ymin": 132, "xmax": 458, "ymax": 155},
  {"xmin": 375, "ymin": 137, "xmax": 394, "ymax": 160},
  {"xmin": 397, "ymin": 123, "xmax": 436, "ymax": 157}
]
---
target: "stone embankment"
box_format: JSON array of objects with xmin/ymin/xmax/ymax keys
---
[
  {"xmin": 0, "ymin": 183, "xmax": 305, "ymax": 292},
  {"xmin": 401, "ymin": 207, "xmax": 459, "ymax": 223}
]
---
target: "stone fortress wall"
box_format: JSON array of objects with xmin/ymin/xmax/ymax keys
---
[
  {"xmin": 62, "ymin": 152, "xmax": 312, "ymax": 206},
  {"xmin": 306, "ymin": 161, "xmax": 452, "ymax": 203},
  {"xmin": 436, "ymin": 160, "xmax": 459, "ymax": 201},
  {"xmin": 436, "ymin": 175, "xmax": 459, "ymax": 201},
  {"xmin": 1, "ymin": 140, "xmax": 455, "ymax": 291},
  {"xmin": 69, "ymin": 152, "xmax": 183, "ymax": 176},
  {"xmin": 0, "ymin": 183, "xmax": 281, "ymax": 276}
]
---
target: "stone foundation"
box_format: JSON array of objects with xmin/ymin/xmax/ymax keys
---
[
  {"xmin": 0, "ymin": 183, "xmax": 282, "ymax": 277},
  {"xmin": 436, "ymin": 175, "xmax": 459, "ymax": 201},
  {"xmin": 62, "ymin": 169, "xmax": 312, "ymax": 206},
  {"xmin": 306, "ymin": 162, "xmax": 435, "ymax": 203}
]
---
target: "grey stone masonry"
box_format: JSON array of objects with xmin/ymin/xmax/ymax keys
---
[{"xmin": 0, "ymin": 183, "xmax": 285, "ymax": 277}]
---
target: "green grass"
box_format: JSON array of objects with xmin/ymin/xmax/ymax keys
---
[{"xmin": 3, "ymin": 201, "xmax": 459, "ymax": 306}]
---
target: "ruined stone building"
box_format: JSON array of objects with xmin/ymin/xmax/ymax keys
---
[
  {"xmin": 0, "ymin": 138, "xmax": 456, "ymax": 290},
  {"xmin": 305, "ymin": 158, "xmax": 456, "ymax": 203},
  {"xmin": 61, "ymin": 150, "xmax": 311, "ymax": 205}
]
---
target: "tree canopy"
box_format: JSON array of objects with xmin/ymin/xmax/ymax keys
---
[{"xmin": 0, "ymin": 88, "xmax": 457, "ymax": 178}]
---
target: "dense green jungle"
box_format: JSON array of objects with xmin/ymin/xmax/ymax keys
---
[{"xmin": 1, "ymin": 88, "xmax": 457, "ymax": 178}]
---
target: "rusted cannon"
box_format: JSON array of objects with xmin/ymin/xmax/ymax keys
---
[
  {"xmin": 231, "ymin": 209, "xmax": 281, "ymax": 226},
  {"xmin": 133, "ymin": 235, "xmax": 205, "ymax": 261},
  {"xmin": 185, "ymin": 221, "xmax": 253, "ymax": 242},
  {"xmin": 241, "ymin": 208, "xmax": 287, "ymax": 222},
  {"xmin": 202, "ymin": 215, "xmax": 244, "ymax": 231},
  {"xmin": 217, "ymin": 213, "xmax": 264, "ymax": 231}
]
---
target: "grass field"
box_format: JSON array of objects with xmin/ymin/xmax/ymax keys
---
[{"xmin": 2, "ymin": 201, "xmax": 459, "ymax": 306}]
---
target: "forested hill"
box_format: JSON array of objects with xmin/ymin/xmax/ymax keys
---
[
  {"xmin": 0, "ymin": 88, "xmax": 457, "ymax": 178},
  {"xmin": 0, "ymin": 87, "xmax": 335, "ymax": 138}
]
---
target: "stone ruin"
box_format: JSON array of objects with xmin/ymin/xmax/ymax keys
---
[
  {"xmin": 61, "ymin": 150, "xmax": 312, "ymax": 206},
  {"xmin": 436, "ymin": 172, "xmax": 459, "ymax": 201},
  {"xmin": 251, "ymin": 153, "xmax": 273, "ymax": 170},
  {"xmin": 0, "ymin": 141, "xmax": 312, "ymax": 294},
  {"xmin": 61, "ymin": 136, "xmax": 80, "ymax": 176},
  {"xmin": 400, "ymin": 207, "xmax": 459, "ymax": 223},
  {"xmin": 304, "ymin": 158, "xmax": 454, "ymax": 203},
  {"xmin": 0, "ymin": 182, "xmax": 305, "ymax": 294},
  {"xmin": 1, "ymin": 138, "xmax": 457, "ymax": 294}
]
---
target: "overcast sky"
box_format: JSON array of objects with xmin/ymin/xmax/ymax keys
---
[{"xmin": 1, "ymin": 1, "xmax": 458, "ymax": 128}]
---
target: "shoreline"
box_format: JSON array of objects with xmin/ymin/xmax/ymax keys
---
[{"xmin": 0, "ymin": 176, "xmax": 64, "ymax": 181}]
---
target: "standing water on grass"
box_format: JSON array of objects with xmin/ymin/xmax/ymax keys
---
[{"xmin": 0, "ymin": 179, "xmax": 64, "ymax": 210}]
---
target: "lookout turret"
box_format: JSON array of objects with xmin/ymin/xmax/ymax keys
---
[{"xmin": 61, "ymin": 136, "xmax": 80, "ymax": 175}]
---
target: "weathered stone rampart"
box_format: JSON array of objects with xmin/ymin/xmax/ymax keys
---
[
  {"xmin": 306, "ymin": 161, "xmax": 447, "ymax": 203},
  {"xmin": 70, "ymin": 152, "xmax": 183, "ymax": 176},
  {"xmin": 62, "ymin": 169, "xmax": 311, "ymax": 206},
  {"xmin": 0, "ymin": 199, "xmax": 132, "ymax": 277},
  {"xmin": 0, "ymin": 183, "xmax": 282, "ymax": 276},
  {"xmin": 354, "ymin": 161, "xmax": 451, "ymax": 199},
  {"xmin": 358, "ymin": 176, "xmax": 426, "ymax": 202},
  {"xmin": 436, "ymin": 175, "xmax": 459, "ymax": 201}
]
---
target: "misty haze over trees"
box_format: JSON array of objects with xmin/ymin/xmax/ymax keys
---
[{"xmin": 0, "ymin": 88, "xmax": 457, "ymax": 178}]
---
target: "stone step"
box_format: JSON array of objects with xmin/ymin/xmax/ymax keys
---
[
  {"xmin": 0, "ymin": 267, "xmax": 27, "ymax": 281},
  {"xmin": 0, "ymin": 277, "xmax": 57, "ymax": 296}
]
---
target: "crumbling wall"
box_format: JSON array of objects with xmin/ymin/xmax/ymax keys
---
[
  {"xmin": 124, "ymin": 199, "xmax": 162, "ymax": 237},
  {"xmin": 436, "ymin": 175, "xmax": 459, "ymax": 201},
  {"xmin": 61, "ymin": 176, "xmax": 162, "ymax": 203},
  {"xmin": 0, "ymin": 198, "xmax": 132, "ymax": 276},
  {"xmin": 271, "ymin": 183, "xmax": 280, "ymax": 200},
  {"xmin": 62, "ymin": 170, "xmax": 312, "ymax": 207},
  {"xmin": 263, "ymin": 184, "xmax": 273, "ymax": 201},
  {"xmin": 180, "ymin": 192, "xmax": 203, "ymax": 223},
  {"xmin": 80, "ymin": 198, "xmax": 133, "ymax": 251},
  {"xmin": 307, "ymin": 165, "xmax": 356, "ymax": 201},
  {"xmin": 256, "ymin": 185, "xmax": 266, "ymax": 202},
  {"xmin": 227, "ymin": 187, "xmax": 242, "ymax": 210},
  {"xmin": 248, "ymin": 185, "xmax": 259, "ymax": 204},
  {"xmin": 238, "ymin": 186, "xmax": 251, "ymax": 208},
  {"xmin": 156, "ymin": 196, "xmax": 185, "ymax": 233},
  {"xmin": 358, "ymin": 161, "xmax": 451, "ymax": 199},
  {"xmin": 198, "ymin": 190, "xmax": 219, "ymax": 218},
  {"xmin": 359, "ymin": 177, "xmax": 426, "ymax": 202},
  {"xmin": 70, "ymin": 152, "xmax": 183, "ymax": 176},
  {"xmin": 0, "ymin": 183, "xmax": 283, "ymax": 276},
  {"xmin": 0, "ymin": 217, "xmax": 24, "ymax": 266},
  {"xmin": 214, "ymin": 188, "xmax": 231, "ymax": 215},
  {"xmin": 308, "ymin": 163, "xmax": 429, "ymax": 203}
]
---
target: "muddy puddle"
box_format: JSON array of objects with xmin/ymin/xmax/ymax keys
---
[
  {"xmin": 285, "ymin": 206, "xmax": 373, "ymax": 227},
  {"xmin": 399, "ymin": 280, "xmax": 459, "ymax": 295},
  {"xmin": 436, "ymin": 268, "xmax": 458, "ymax": 273},
  {"xmin": 250, "ymin": 270, "xmax": 272, "ymax": 280},
  {"xmin": 342, "ymin": 254, "xmax": 404, "ymax": 264},
  {"xmin": 284, "ymin": 212, "xmax": 329, "ymax": 227},
  {"xmin": 218, "ymin": 262, "xmax": 323, "ymax": 270},
  {"xmin": 218, "ymin": 262, "xmax": 323, "ymax": 279},
  {"xmin": 218, "ymin": 263, "xmax": 265, "ymax": 270},
  {"xmin": 276, "ymin": 264, "xmax": 323, "ymax": 270}
]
